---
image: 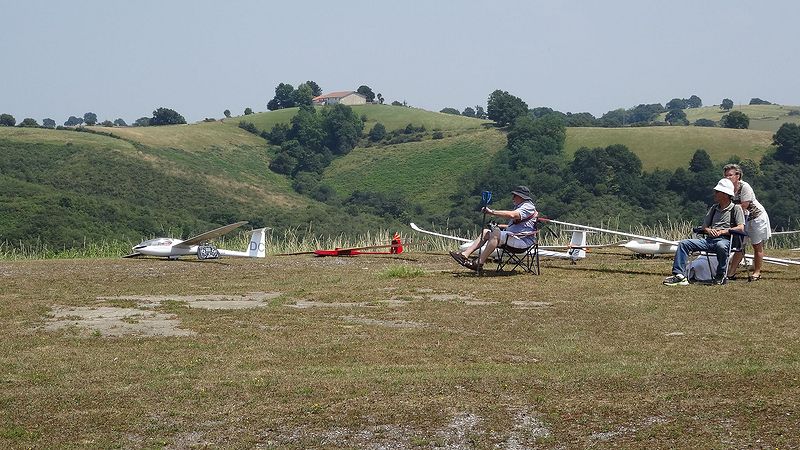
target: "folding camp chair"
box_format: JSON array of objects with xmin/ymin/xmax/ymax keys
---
[
  {"xmin": 494, "ymin": 231, "xmax": 540, "ymax": 275},
  {"xmin": 692, "ymin": 228, "xmax": 748, "ymax": 284}
]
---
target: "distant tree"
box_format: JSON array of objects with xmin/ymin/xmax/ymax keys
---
[
  {"xmin": 721, "ymin": 111, "xmax": 749, "ymax": 129},
  {"xmin": 368, "ymin": 122, "xmax": 386, "ymax": 142},
  {"xmin": 440, "ymin": 107, "xmax": 460, "ymax": 115},
  {"xmin": 475, "ymin": 106, "xmax": 487, "ymax": 119},
  {"xmin": 100, "ymin": 120, "xmax": 114, "ymax": 127},
  {"xmin": 749, "ymin": 98, "xmax": 772, "ymax": 105},
  {"xmin": 686, "ymin": 95, "xmax": 702, "ymax": 108},
  {"xmin": 462, "ymin": 106, "xmax": 476, "ymax": 117},
  {"xmin": 391, "ymin": 101, "xmax": 403, "ymax": 106},
  {"xmin": 133, "ymin": 117, "xmax": 151, "ymax": 127},
  {"xmin": 224, "ymin": 109, "xmax": 231, "ymax": 118},
  {"xmin": 693, "ymin": 118, "xmax": 717, "ymax": 127},
  {"xmin": 321, "ymin": 103, "xmax": 364, "ymax": 155},
  {"xmin": 268, "ymin": 83, "xmax": 296, "ymax": 111},
  {"xmin": 42, "ymin": 118, "xmax": 56, "ymax": 128},
  {"xmin": 150, "ymin": 107, "xmax": 186, "ymax": 126},
  {"xmin": 599, "ymin": 108, "xmax": 625, "ymax": 127},
  {"xmin": 721, "ymin": 98, "xmax": 734, "ymax": 110},
  {"xmin": 83, "ymin": 112, "xmax": 98, "ymax": 126},
  {"xmin": 773, "ymin": 123, "xmax": 800, "ymax": 164},
  {"xmin": 376, "ymin": 93, "xmax": 384, "ymax": 104},
  {"xmin": 292, "ymin": 83, "xmax": 314, "ymax": 107},
  {"xmin": 113, "ymin": 118, "xmax": 127, "ymax": 127},
  {"xmin": 689, "ymin": 149, "xmax": 714, "ymax": 173},
  {"xmin": 244, "ymin": 107, "xmax": 253, "ymax": 115},
  {"xmin": 564, "ymin": 112, "xmax": 598, "ymax": 127},
  {"xmin": 304, "ymin": 80, "xmax": 323, "ymax": 97},
  {"xmin": 0, "ymin": 113, "xmax": 15, "ymax": 126},
  {"xmin": 64, "ymin": 116, "xmax": 83, "ymax": 126},
  {"xmin": 18, "ymin": 118, "xmax": 39, "ymax": 127},
  {"xmin": 627, "ymin": 103, "xmax": 665, "ymax": 124},
  {"xmin": 487, "ymin": 89, "xmax": 528, "ymax": 127},
  {"xmin": 665, "ymin": 98, "xmax": 688, "ymax": 110},
  {"xmin": 357, "ymin": 85, "xmax": 375, "ymax": 103},
  {"xmin": 665, "ymin": 109, "xmax": 688, "ymax": 125}
]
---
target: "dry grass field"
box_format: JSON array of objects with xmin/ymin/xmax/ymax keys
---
[{"xmin": 2, "ymin": 249, "xmax": 800, "ymax": 448}]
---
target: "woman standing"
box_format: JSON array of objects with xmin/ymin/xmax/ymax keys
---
[{"xmin": 723, "ymin": 163, "xmax": 771, "ymax": 281}]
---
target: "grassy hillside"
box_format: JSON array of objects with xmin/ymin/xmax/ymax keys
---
[
  {"xmin": 2, "ymin": 103, "xmax": 790, "ymax": 249},
  {"xmin": 323, "ymin": 128, "xmax": 506, "ymax": 213},
  {"xmin": 657, "ymin": 104, "xmax": 800, "ymax": 133},
  {"xmin": 219, "ymin": 104, "xmax": 490, "ymax": 134},
  {"xmin": 564, "ymin": 126, "xmax": 773, "ymax": 171}
]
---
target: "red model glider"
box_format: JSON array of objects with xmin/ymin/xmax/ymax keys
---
[{"xmin": 278, "ymin": 233, "xmax": 405, "ymax": 257}]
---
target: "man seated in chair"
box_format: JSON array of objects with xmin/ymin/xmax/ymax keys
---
[
  {"xmin": 663, "ymin": 178, "xmax": 745, "ymax": 286},
  {"xmin": 450, "ymin": 185, "xmax": 538, "ymax": 272}
]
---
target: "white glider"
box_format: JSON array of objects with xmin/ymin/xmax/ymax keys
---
[{"xmin": 125, "ymin": 221, "xmax": 268, "ymax": 260}]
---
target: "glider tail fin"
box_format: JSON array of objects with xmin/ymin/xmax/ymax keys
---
[
  {"xmin": 247, "ymin": 228, "xmax": 267, "ymax": 258},
  {"xmin": 567, "ymin": 230, "xmax": 589, "ymax": 261}
]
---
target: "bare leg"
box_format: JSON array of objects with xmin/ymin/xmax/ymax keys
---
[
  {"xmin": 476, "ymin": 228, "xmax": 502, "ymax": 265},
  {"xmin": 751, "ymin": 242, "xmax": 764, "ymax": 277},
  {"xmin": 460, "ymin": 229, "xmax": 491, "ymax": 258},
  {"xmin": 728, "ymin": 251, "xmax": 744, "ymax": 277}
]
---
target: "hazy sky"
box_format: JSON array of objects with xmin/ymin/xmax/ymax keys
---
[{"xmin": 3, "ymin": 1, "xmax": 799, "ymax": 124}]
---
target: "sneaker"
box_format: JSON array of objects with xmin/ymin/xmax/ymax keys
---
[
  {"xmin": 663, "ymin": 274, "xmax": 689, "ymax": 286},
  {"xmin": 714, "ymin": 275, "xmax": 727, "ymax": 285}
]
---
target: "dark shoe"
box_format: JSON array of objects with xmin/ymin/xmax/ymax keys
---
[
  {"xmin": 449, "ymin": 251, "xmax": 468, "ymax": 266},
  {"xmin": 748, "ymin": 274, "xmax": 762, "ymax": 282},
  {"xmin": 727, "ymin": 274, "xmax": 738, "ymax": 280},
  {"xmin": 714, "ymin": 275, "xmax": 727, "ymax": 285},
  {"xmin": 463, "ymin": 259, "xmax": 483, "ymax": 272}
]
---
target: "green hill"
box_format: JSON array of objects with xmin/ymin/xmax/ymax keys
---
[
  {"xmin": 657, "ymin": 104, "xmax": 800, "ymax": 133},
  {"xmin": 564, "ymin": 126, "xmax": 773, "ymax": 171},
  {"xmin": 2, "ymin": 103, "xmax": 795, "ymax": 249}
]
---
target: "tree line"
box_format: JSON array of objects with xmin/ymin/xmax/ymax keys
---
[{"xmin": 444, "ymin": 105, "xmax": 800, "ymax": 232}]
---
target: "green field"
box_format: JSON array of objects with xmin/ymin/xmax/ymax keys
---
[
  {"xmin": 2, "ymin": 251, "xmax": 799, "ymax": 448},
  {"xmin": 323, "ymin": 128, "xmax": 506, "ymax": 212},
  {"xmin": 565, "ymin": 126, "xmax": 773, "ymax": 171},
  {"xmin": 657, "ymin": 104, "xmax": 800, "ymax": 133}
]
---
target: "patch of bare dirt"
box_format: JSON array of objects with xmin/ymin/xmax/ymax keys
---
[
  {"xmin": 341, "ymin": 315, "xmax": 427, "ymax": 329},
  {"xmin": 288, "ymin": 299, "xmax": 408, "ymax": 309},
  {"xmin": 44, "ymin": 306, "xmax": 195, "ymax": 337},
  {"xmin": 97, "ymin": 292, "xmax": 282, "ymax": 309}
]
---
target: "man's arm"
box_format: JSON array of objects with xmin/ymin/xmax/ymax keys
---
[{"xmin": 482, "ymin": 206, "xmax": 521, "ymax": 221}]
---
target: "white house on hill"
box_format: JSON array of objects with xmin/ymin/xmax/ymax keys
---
[{"xmin": 312, "ymin": 91, "xmax": 367, "ymax": 106}]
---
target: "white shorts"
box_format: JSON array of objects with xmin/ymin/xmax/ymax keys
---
[
  {"xmin": 746, "ymin": 213, "xmax": 771, "ymax": 245},
  {"xmin": 500, "ymin": 230, "xmax": 534, "ymax": 249}
]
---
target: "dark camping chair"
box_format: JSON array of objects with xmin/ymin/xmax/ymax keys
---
[{"xmin": 493, "ymin": 230, "xmax": 540, "ymax": 275}]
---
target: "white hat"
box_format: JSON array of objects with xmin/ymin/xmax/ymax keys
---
[{"xmin": 714, "ymin": 178, "xmax": 735, "ymax": 196}]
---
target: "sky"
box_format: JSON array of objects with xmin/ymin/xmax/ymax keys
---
[{"xmin": 3, "ymin": 0, "xmax": 800, "ymax": 124}]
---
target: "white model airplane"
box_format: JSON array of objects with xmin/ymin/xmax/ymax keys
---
[
  {"xmin": 409, "ymin": 222, "xmax": 592, "ymax": 263},
  {"xmin": 125, "ymin": 221, "xmax": 268, "ymax": 260},
  {"xmin": 538, "ymin": 218, "xmax": 800, "ymax": 267}
]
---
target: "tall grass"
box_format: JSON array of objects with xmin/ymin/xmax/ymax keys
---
[{"xmin": 3, "ymin": 222, "xmax": 798, "ymax": 260}]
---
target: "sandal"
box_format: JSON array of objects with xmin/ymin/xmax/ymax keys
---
[
  {"xmin": 748, "ymin": 274, "xmax": 762, "ymax": 282},
  {"xmin": 449, "ymin": 251, "xmax": 468, "ymax": 266},
  {"xmin": 727, "ymin": 274, "xmax": 738, "ymax": 280},
  {"xmin": 463, "ymin": 259, "xmax": 483, "ymax": 272}
]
